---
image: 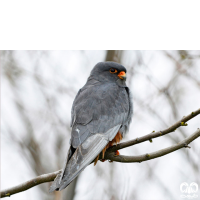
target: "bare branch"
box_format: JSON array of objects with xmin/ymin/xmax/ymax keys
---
[
  {"xmin": 1, "ymin": 108, "xmax": 200, "ymax": 198},
  {"xmin": 109, "ymin": 108, "xmax": 200, "ymax": 152},
  {"xmin": 105, "ymin": 128, "xmax": 200, "ymax": 163},
  {"xmin": 0, "ymin": 170, "xmax": 61, "ymax": 198}
]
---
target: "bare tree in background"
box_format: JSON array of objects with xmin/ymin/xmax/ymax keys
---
[
  {"xmin": 1, "ymin": 51, "xmax": 78, "ymax": 200},
  {"xmin": 120, "ymin": 50, "xmax": 200, "ymax": 199},
  {"xmin": 102, "ymin": 50, "xmax": 200, "ymax": 199},
  {"xmin": 1, "ymin": 50, "xmax": 200, "ymax": 200}
]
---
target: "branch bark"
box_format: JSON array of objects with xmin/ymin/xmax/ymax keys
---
[
  {"xmin": 109, "ymin": 108, "xmax": 200, "ymax": 152},
  {"xmin": 104, "ymin": 128, "xmax": 200, "ymax": 163},
  {"xmin": 0, "ymin": 170, "xmax": 61, "ymax": 198},
  {"xmin": 1, "ymin": 108, "xmax": 200, "ymax": 198}
]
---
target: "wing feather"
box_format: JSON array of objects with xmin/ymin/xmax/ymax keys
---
[
  {"xmin": 50, "ymin": 80, "xmax": 132, "ymax": 192},
  {"xmin": 49, "ymin": 125, "xmax": 120, "ymax": 191}
]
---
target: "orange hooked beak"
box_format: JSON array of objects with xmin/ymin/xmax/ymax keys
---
[{"xmin": 118, "ymin": 71, "xmax": 126, "ymax": 80}]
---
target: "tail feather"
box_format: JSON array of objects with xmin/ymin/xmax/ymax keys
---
[
  {"xmin": 49, "ymin": 172, "xmax": 62, "ymax": 192},
  {"xmin": 49, "ymin": 125, "xmax": 121, "ymax": 192}
]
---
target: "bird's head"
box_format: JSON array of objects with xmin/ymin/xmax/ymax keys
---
[{"xmin": 89, "ymin": 62, "xmax": 127, "ymax": 87}]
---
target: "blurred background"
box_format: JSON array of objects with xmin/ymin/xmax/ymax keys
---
[{"xmin": 1, "ymin": 50, "xmax": 200, "ymax": 200}]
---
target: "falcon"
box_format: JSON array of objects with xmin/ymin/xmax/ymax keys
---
[{"xmin": 50, "ymin": 62, "xmax": 133, "ymax": 192}]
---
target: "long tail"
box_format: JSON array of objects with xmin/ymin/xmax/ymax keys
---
[{"xmin": 49, "ymin": 125, "xmax": 121, "ymax": 192}]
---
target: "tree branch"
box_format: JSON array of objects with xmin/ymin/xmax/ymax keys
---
[
  {"xmin": 108, "ymin": 108, "xmax": 200, "ymax": 152},
  {"xmin": 1, "ymin": 108, "xmax": 200, "ymax": 198},
  {"xmin": 0, "ymin": 170, "xmax": 61, "ymax": 198},
  {"xmin": 104, "ymin": 128, "xmax": 200, "ymax": 163}
]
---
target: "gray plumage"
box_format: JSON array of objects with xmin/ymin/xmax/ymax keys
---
[{"xmin": 49, "ymin": 62, "xmax": 133, "ymax": 192}]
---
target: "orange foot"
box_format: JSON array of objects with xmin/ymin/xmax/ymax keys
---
[
  {"xmin": 115, "ymin": 150, "xmax": 120, "ymax": 156},
  {"xmin": 100, "ymin": 159, "xmax": 106, "ymax": 162}
]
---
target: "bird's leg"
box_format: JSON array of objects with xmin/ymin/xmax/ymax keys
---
[
  {"xmin": 100, "ymin": 143, "xmax": 110, "ymax": 162},
  {"xmin": 112, "ymin": 132, "xmax": 122, "ymax": 156},
  {"xmin": 115, "ymin": 150, "xmax": 120, "ymax": 156},
  {"xmin": 94, "ymin": 132, "xmax": 122, "ymax": 165},
  {"xmin": 94, "ymin": 154, "xmax": 99, "ymax": 166}
]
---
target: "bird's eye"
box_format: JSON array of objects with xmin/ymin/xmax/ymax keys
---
[{"xmin": 109, "ymin": 68, "xmax": 118, "ymax": 73}]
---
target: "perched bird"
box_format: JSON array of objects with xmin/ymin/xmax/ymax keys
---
[{"xmin": 50, "ymin": 62, "xmax": 133, "ymax": 192}]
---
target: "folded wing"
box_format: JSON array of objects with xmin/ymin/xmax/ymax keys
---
[{"xmin": 50, "ymin": 80, "xmax": 131, "ymax": 192}]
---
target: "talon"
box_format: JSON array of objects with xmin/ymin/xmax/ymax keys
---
[{"xmin": 115, "ymin": 150, "xmax": 120, "ymax": 156}]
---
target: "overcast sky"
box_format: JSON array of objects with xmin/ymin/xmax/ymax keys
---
[{"xmin": 1, "ymin": 50, "xmax": 200, "ymax": 200}]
